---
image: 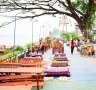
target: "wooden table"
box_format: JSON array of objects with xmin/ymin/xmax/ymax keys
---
[
  {"xmin": 0, "ymin": 67, "xmax": 43, "ymax": 73},
  {"xmin": 0, "ymin": 67, "xmax": 44, "ymax": 87}
]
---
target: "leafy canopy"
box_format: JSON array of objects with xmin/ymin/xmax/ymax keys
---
[{"xmin": 0, "ymin": 0, "xmax": 95, "ymax": 31}]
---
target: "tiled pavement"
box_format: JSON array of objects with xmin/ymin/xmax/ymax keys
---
[{"xmin": 39, "ymin": 81, "xmax": 96, "ymax": 90}]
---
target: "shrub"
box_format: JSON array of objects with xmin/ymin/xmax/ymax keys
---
[{"xmin": 14, "ymin": 46, "xmax": 24, "ymax": 52}]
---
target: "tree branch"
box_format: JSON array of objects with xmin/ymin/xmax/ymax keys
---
[
  {"xmin": 58, "ymin": 0, "xmax": 83, "ymax": 15},
  {"xmin": 0, "ymin": 18, "xmax": 22, "ymax": 28},
  {"xmin": 48, "ymin": 4, "xmax": 73, "ymax": 17},
  {"xmin": 73, "ymin": 8, "xmax": 84, "ymax": 15},
  {"xmin": 0, "ymin": 11, "xmax": 58, "ymax": 28},
  {"xmin": 83, "ymin": 0, "xmax": 93, "ymax": 24},
  {"xmin": 66, "ymin": 0, "xmax": 81, "ymax": 21},
  {"xmin": 58, "ymin": 0, "xmax": 68, "ymax": 8},
  {"xmin": 8, "ymin": 1, "xmax": 55, "ymax": 12},
  {"xmin": 66, "ymin": 0, "xmax": 76, "ymax": 14}
]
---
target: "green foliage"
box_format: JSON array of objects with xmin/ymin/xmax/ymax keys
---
[
  {"xmin": 71, "ymin": 32, "xmax": 78, "ymax": 40},
  {"xmin": 0, "ymin": 46, "xmax": 24, "ymax": 60},
  {"xmin": 14, "ymin": 46, "xmax": 24, "ymax": 52},
  {"xmin": 60, "ymin": 32, "xmax": 70, "ymax": 41},
  {"xmin": 26, "ymin": 43, "xmax": 35, "ymax": 49},
  {"xmin": 60, "ymin": 32, "xmax": 78, "ymax": 41},
  {"xmin": 0, "ymin": 42, "xmax": 38, "ymax": 60},
  {"xmin": 89, "ymin": 34, "xmax": 94, "ymax": 41},
  {"xmin": 66, "ymin": 33, "xmax": 70, "ymax": 41},
  {"xmin": 87, "ymin": 4, "xmax": 96, "ymax": 30},
  {"xmin": 0, "ymin": 55, "xmax": 7, "ymax": 60},
  {"xmin": 71, "ymin": 0, "xmax": 96, "ymax": 31},
  {"xmin": 0, "ymin": 0, "xmax": 95, "ymax": 40},
  {"xmin": 7, "ymin": 53, "xmax": 14, "ymax": 58},
  {"xmin": 3, "ymin": 48, "xmax": 10, "ymax": 54},
  {"xmin": 0, "ymin": 50, "xmax": 21, "ymax": 60},
  {"xmin": 71, "ymin": 0, "xmax": 88, "ymax": 13},
  {"xmin": 60, "ymin": 32, "xmax": 65, "ymax": 38}
]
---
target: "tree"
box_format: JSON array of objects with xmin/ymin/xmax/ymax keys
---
[
  {"xmin": 71, "ymin": 32, "xmax": 78, "ymax": 40},
  {"xmin": 60, "ymin": 32, "xmax": 78, "ymax": 41},
  {"xmin": 0, "ymin": 0, "xmax": 96, "ymax": 40}
]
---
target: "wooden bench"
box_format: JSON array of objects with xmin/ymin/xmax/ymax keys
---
[
  {"xmin": 0, "ymin": 81, "xmax": 44, "ymax": 86},
  {"xmin": 0, "ymin": 57, "xmax": 44, "ymax": 87},
  {"xmin": 0, "ymin": 68, "xmax": 44, "ymax": 87},
  {"xmin": 0, "ymin": 63, "xmax": 43, "ymax": 68},
  {"xmin": 0, "ymin": 74, "xmax": 44, "ymax": 87},
  {"xmin": 0, "ymin": 74, "xmax": 44, "ymax": 81},
  {"xmin": 19, "ymin": 57, "xmax": 43, "ymax": 64},
  {"xmin": 0, "ymin": 67, "xmax": 43, "ymax": 76}
]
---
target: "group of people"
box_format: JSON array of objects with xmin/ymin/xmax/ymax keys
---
[
  {"xmin": 80, "ymin": 44, "xmax": 95, "ymax": 56},
  {"xmin": 70, "ymin": 39, "xmax": 80, "ymax": 54},
  {"xmin": 70, "ymin": 38, "xmax": 95, "ymax": 56},
  {"xmin": 26, "ymin": 37, "xmax": 95, "ymax": 56},
  {"xmin": 26, "ymin": 43, "xmax": 44, "ymax": 57},
  {"xmin": 26, "ymin": 37, "xmax": 51, "ymax": 57}
]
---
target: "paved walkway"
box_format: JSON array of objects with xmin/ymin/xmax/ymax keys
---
[
  {"xmin": 39, "ymin": 44, "xmax": 96, "ymax": 90},
  {"xmin": 40, "ymin": 81, "xmax": 96, "ymax": 90},
  {"xmin": 64, "ymin": 44, "xmax": 96, "ymax": 82},
  {"xmin": 43, "ymin": 44, "xmax": 96, "ymax": 82}
]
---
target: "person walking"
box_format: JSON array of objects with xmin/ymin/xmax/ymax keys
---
[
  {"xmin": 77, "ymin": 38, "xmax": 81, "ymax": 51},
  {"xmin": 40, "ymin": 43, "xmax": 44, "ymax": 54},
  {"xmin": 70, "ymin": 39, "xmax": 75, "ymax": 54}
]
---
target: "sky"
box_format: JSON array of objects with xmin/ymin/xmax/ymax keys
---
[{"xmin": 0, "ymin": 11, "xmax": 76, "ymax": 46}]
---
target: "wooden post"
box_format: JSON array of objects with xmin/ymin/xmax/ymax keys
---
[
  {"xmin": 16, "ymin": 55, "xmax": 18, "ymax": 63},
  {"xmin": 24, "ymin": 51, "xmax": 26, "ymax": 57},
  {"xmin": 36, "ymin": 73, "xmax": 39, "ymax": 90},
  {"xmin": 10, "ymin": 57, "xmax": 12, "ymax": 63}
]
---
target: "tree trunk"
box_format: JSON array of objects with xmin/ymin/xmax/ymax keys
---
[
  {"xmin": 77, "ymin": 22, "xmax": 93, "ymax": 42},
  {"xmin": 79, "ymin": 28, "xmax": 93, "ymax": 42}
]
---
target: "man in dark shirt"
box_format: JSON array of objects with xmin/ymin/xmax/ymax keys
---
[{"xmin": 40, "ymin": 43, "xmax": 44, "ymax": 54}]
